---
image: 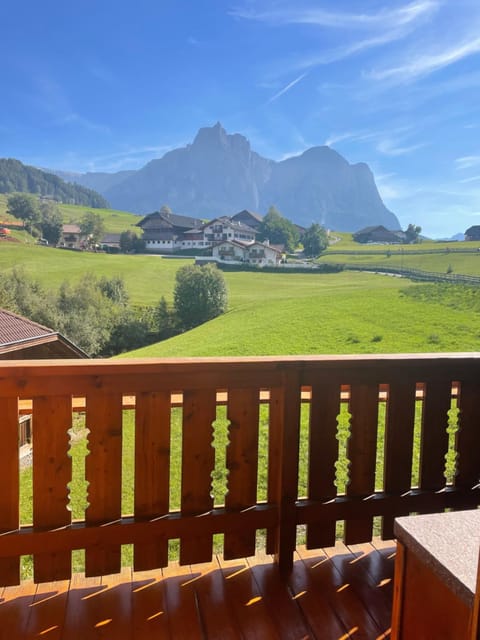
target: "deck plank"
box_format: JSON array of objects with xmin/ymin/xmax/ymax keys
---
[
  {"xmin": 298, "ymin": 544, "xmax": 384, "ymax": 639},
  {"xmin": 218, "ymin": 555, "xmax": 281, "ymax": 639},
  {"xmin": 131, "ymin": 570, "xmax": 169, "ymax": 639},
  {"xmin": 0, "ymin": 546, "xmax": 394, "ymax": 640},
  {"xmin": 248, "ymin": 551, "xmax": 315, "ymax": 640},
  {"xmin": 189, "ymin": 558, "xmax": 242, "ymax": 640},
  {"xmin": 24, "ymin": 580, "xmax": 70, "ymax": 640},
  {"xmin": 161, "ymin": 561, "xmax": 204, "ymax": 639},
  {"xmin": 287, "ymin": 549, "xmax": 349, "ymax": 638}
]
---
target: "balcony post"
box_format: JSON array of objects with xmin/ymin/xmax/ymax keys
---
[{"xmin": 273, "ymin": 368, "xmax": 302, "ymax": 576}]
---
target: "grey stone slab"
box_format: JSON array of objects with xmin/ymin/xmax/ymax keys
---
[{"xmin": 394, "ymin": 509, "xmax": 480, "ymax": 605}]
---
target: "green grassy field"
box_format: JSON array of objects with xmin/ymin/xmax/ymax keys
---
[
  {"xmin": 319, "ymin": 246, "xmax": 480, "ymax": 275},
  {"xmin": 127, "ymin": 274, "xmax": 480, "ymax": 357},
  {"xmin": 0, "ymin": 193, "xmax": 140, "ymax": 233},
  {"xmin": 2, "ymin": 241, "xmax": 480, "ymax": 355},
  {"xmin": 0, "ymin": 243, "xmax": 190, "ymax": 305}
]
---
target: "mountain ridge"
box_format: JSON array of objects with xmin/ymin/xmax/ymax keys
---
[{"xmin": 56, "ymin": 123, "xmax": 400, "ymax": 231}]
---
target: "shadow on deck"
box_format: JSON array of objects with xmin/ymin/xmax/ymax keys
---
[{"xmin": 0, "ymin": 540, "xmax": 394, "ymax": 640}]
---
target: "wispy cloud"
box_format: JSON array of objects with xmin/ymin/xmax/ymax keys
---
[
  {"xmin": 324, "ymin": 125, "xmax": 419, "ymax": 153},
  {"xmin": 368, "ymin": 36, "xmax": 480, "ymax": 83},
  {"xmin": 324, "ymin": 129, "xmax": 379, "ymax": 146},
  {"xmin": 230, "ymin": 1, "xmax": 438, "ymax": 29},
  {"xmin": 233, "ymin": 1, "xmax": 440, "ymax": 78},
  {"xmin": 376, "ymin": 138, "xmax": 426, "ymax": 156},
  {"xmin": 267, "ymin": 72, "xmax": 308, "ymax": 103},
  {"xmin": 456, "ymin": 155, "xmax": 480, "ymax": 170},
  {"xmin": 59, "ymin": 113, "xmax": 111, "ymax": 135},
  {"xmin": 459, "ymin": 175, "xmax": 480, "ymax": 183}
]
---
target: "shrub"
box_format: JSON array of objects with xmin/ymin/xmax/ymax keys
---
[{"xmin": 174, "ymin": 263, "xmax": 228, "ymax": 330}]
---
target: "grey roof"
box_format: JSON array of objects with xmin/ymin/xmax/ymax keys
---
[{"xmin": 137, "ymin": 211, "xmax": 204, "ymax": 230}]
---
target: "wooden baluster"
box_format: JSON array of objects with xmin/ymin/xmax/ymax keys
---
[
  {"xmin": 0, "ymin": 398, "xmax": 20, "ymax": 586},
  {"xmin": 134, "ymin": 391, "xmax": 171, "ymax": 571},
  {"xmin": 455, "ymin": 380, "xmax": 480, "ymax": 495},
  {"xmin": 179, "ymin": 389, "xmax": 216, "ymax": 565},
  {"xmin": 85, "ymin": 391, "xmax": 123, "ymax": 577},
  {"xmin": 32, "ymin": 395, "xmax": 72, "ymax": 582},
  {"xmin": 419, "ymin": 381, "xmax": 452, "ymax": 506},
  {"xmin": 266, "ymin": 387, "xmax": 282, "ymax": 555},
  {"xmin": 224, "ymin": 388, "xmax": 260, "ymax": 559},
  {"xmin": 345, "ymin": 382, "xmax": 379, "ymax": 545},
  {"xmin": 382, "ymin": 381, "xmax": 416, "ymax": 539},
  {"xmin": 307, "ymin": 381, "xmax": 340, "ymax": 549},
  {"xmin": 273, "ymin": 369, "xmax": 301, "ymax": 576}
]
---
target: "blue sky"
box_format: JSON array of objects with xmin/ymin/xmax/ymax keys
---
[{"xmin": 2, "ymin": 0, "xmax": 480, "ymax": 237}]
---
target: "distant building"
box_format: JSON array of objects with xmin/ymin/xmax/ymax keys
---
[
  {"xmin": 230, "ymin": 209, "xmax": 263, "ymax": 231},
  {"xmin": 212, "ymin": 240, "xmax": 283, "ymax": 266},
  {"xmin": 465, "ymin": 226, "xmax": 480, "ymax": 241},
  {"xmin": 59, "ymin": 224, "xmax": 85, "ymax": 249},
  {"xmin": 203, "ymin": 217, "xmax": 257, "ymax": 244},
  {"xmin": 100, "ymin": 233, "xmax": 122, "ymax": 250},
  {"xmin": 136, "ymin": 210, "xmax": 205, "ymax": 252},
  {"xmin": 137, "ymin": 209, "xmax": 262, "ymax": 253},
  {"xmin": 0, "ymin": 308, "xmax": 88, "ymax": 360},
  {"xmin": 353, "ymin": 225, "xmax": 406, "ymax": 244}
]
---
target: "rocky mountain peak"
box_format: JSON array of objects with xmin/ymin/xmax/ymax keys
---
[{"xmin": 61, "ymin": 124, "xmax": 400, "ymax": 231}]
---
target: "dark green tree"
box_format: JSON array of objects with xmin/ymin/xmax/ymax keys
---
[
  {"xmin": 302, "ymin": 223, "xmax": 329, "ymax": 257},
  {"xmin": 405, "ymin": 224, "xmax": 422, "ymax": 244},
  {"xmin": 174, "ymin": 264, "xmax": 228, "ymax": 330},
  {"xmin": 80, "ymin": 212, "xmax": 105, "ymax": 246},
  {"xmin": 120, "ymin": 229, "xmax": 145, "ymax": 253},
  {"xmin": 39, "ymin": 201, "xmax": 63, "ymax": 245},
  {"xmin": 259, "ymin": 206, "xmax": 299, "ymax": 252},
  {"xmin": 6, "ymin": 193, "xmax": 40, "ymax": 232},
  {"xmin": 155, "ymin": 296, "xmax": 176, "ymax": 339}
]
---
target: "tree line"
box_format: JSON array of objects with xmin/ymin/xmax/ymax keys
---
[
  {"xmin": 0, "ymin": 158, "xmax": 108, "ymax": 207},
  {"xmin": 0, "ymin": 264, "xmax": 227, "ymax": 357}
]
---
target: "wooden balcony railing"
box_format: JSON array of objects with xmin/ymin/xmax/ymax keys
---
[{"xmin": 0, "ymin": 354, "xmax": 479, "ymax": 587}]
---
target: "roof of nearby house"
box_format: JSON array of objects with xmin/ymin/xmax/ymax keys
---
[
  {"xmin": 101, "ymin": 233, "xmax": 121, "ymax": 245},
  {"xmin": 204, "ymin": 217, "xmax": 257, "ymax": 234},
  {"xmin": 137, "ymin": 211, "xmax": 203, "ymax": 230},
  {"xmin": 213, "ymin": 239, "xmax": 251, "ymax": 249},
  {"xmin": 354, "ymin": 225, "xmax": 389, "ymax": 235},
  {"xmin": 231, "ymin": 209, "xmax": 263, "ymax": 223},
  {"xmin": 0, "ymin": 308, "xmax": 88, "ymax": 358},
  {"xmin": 248, "ymin": 242, "xmax": 282, "ymax": 254},
  {"xmin": 62, "ymin": 224, "xmax": 82, "ymax": 234}
]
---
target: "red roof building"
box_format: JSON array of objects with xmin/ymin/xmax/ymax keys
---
[{"xmin": 0, "ymin": 308, "xmax": 88, "ymax": 359}]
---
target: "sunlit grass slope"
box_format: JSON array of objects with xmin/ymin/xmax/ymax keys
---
[
  {"xmin": 0, "ymin": 193, "xmax": 140, "ymax": 233},
  {"xmin": 319, "ymin": 247, "xmax": 480, "ymax": 275},
  {"xmin": 125, "ymin": 271, "xmax": 480, "ymax": 357},
  {"xmin": 0, "ymin": 244, "xmax": 190, "ymax": 305}
]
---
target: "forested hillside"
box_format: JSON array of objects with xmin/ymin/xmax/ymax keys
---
[{"xmin": 0, "ymin": 158, "xmax": 109, "ymax": 208}]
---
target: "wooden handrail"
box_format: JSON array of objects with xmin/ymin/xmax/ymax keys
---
[{"xmin": 0, "ymin": 353, "xmax": 479, "ymax": 585}]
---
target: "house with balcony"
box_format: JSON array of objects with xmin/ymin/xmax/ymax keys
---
[
  {"xmin": 0, "ymin": 353, "xmax": 479, "ymax": 637},
  {"xmin": 58, "ymin": 223, "xmax": 85, "ymax": 249},
  {"xmin": 137, "ymin": 210, "xmax": 259, "ymax": 253},
  {"xmin": 212, "ymin": 238, "xmax": 283, "ymax": 265},
  {"xmin": 136, "ymin": 210, "xmax": 204, "ymax": 252},
  {"xmin": 202, "ymin": 216, "xmax": 257, "ymax": 244}
]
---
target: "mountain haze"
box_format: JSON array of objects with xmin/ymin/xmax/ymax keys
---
[{"xmin": 64, "ymin": 123, "xmax": 400, "ymax": 231}]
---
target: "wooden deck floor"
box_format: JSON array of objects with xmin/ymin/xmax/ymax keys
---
[{"xmin": 0, "ymin": 540, "xmax": 395, "ymax": 640}]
